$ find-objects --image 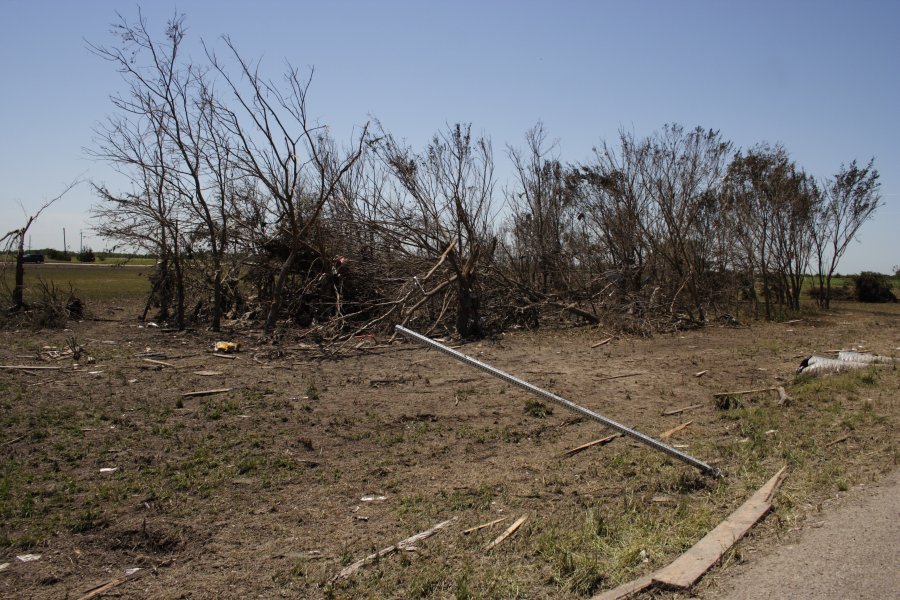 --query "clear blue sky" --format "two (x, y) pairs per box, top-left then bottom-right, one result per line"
(2, 0), (897, 273)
